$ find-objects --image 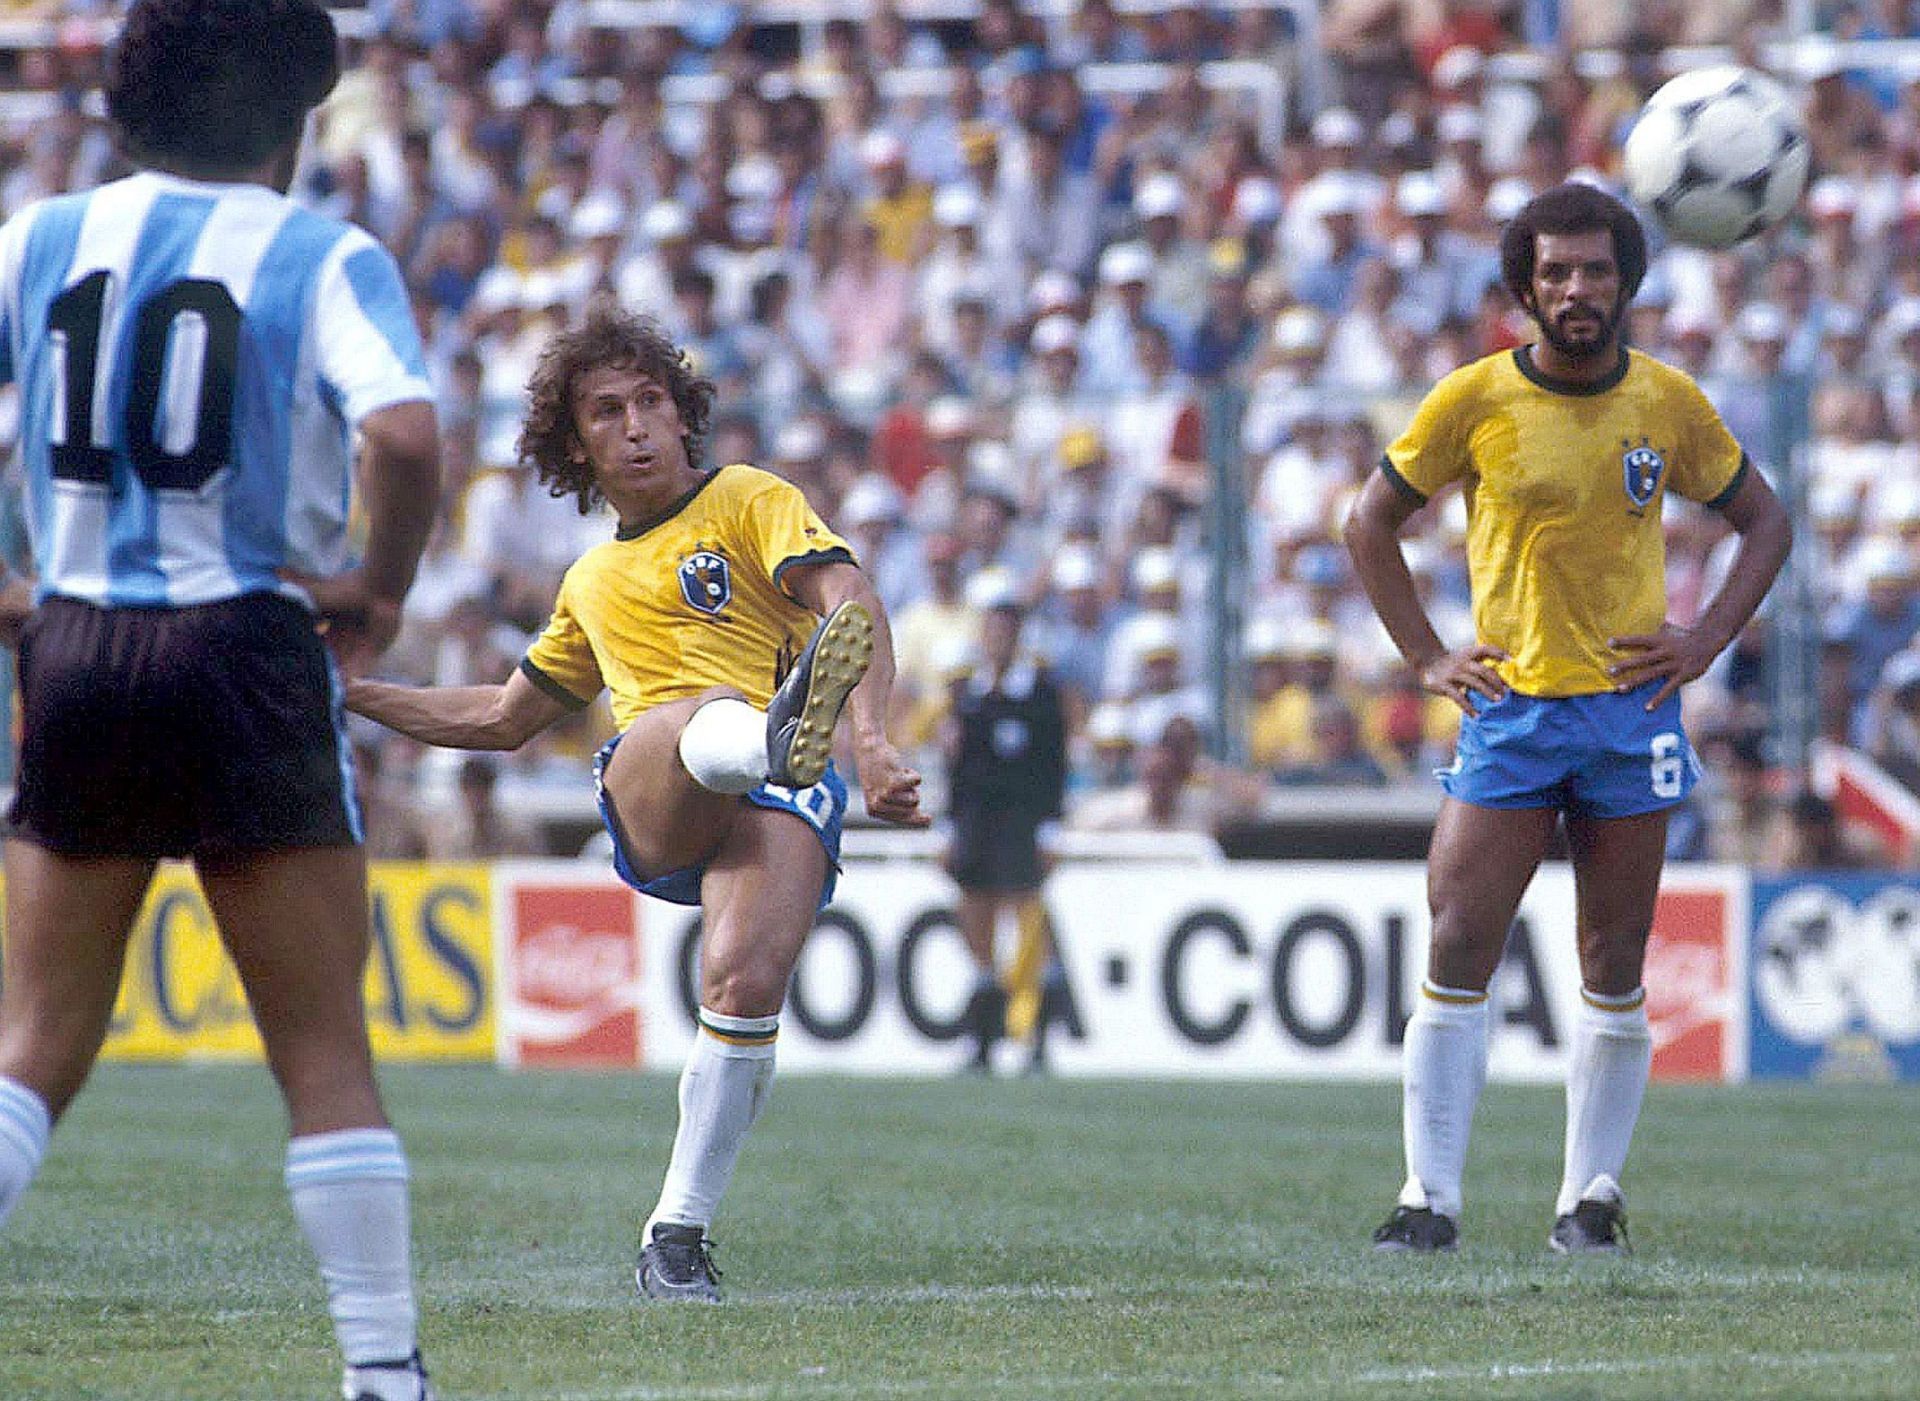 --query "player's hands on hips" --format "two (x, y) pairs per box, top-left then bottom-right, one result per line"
(1421, 642), (1510, 714)
(1608, 624), (1714, 710)
(279, 567), (403, 677)
(855, 734), (931, 827)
